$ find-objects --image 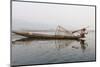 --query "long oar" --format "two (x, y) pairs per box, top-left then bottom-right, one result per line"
(72, 26), (89, 33)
